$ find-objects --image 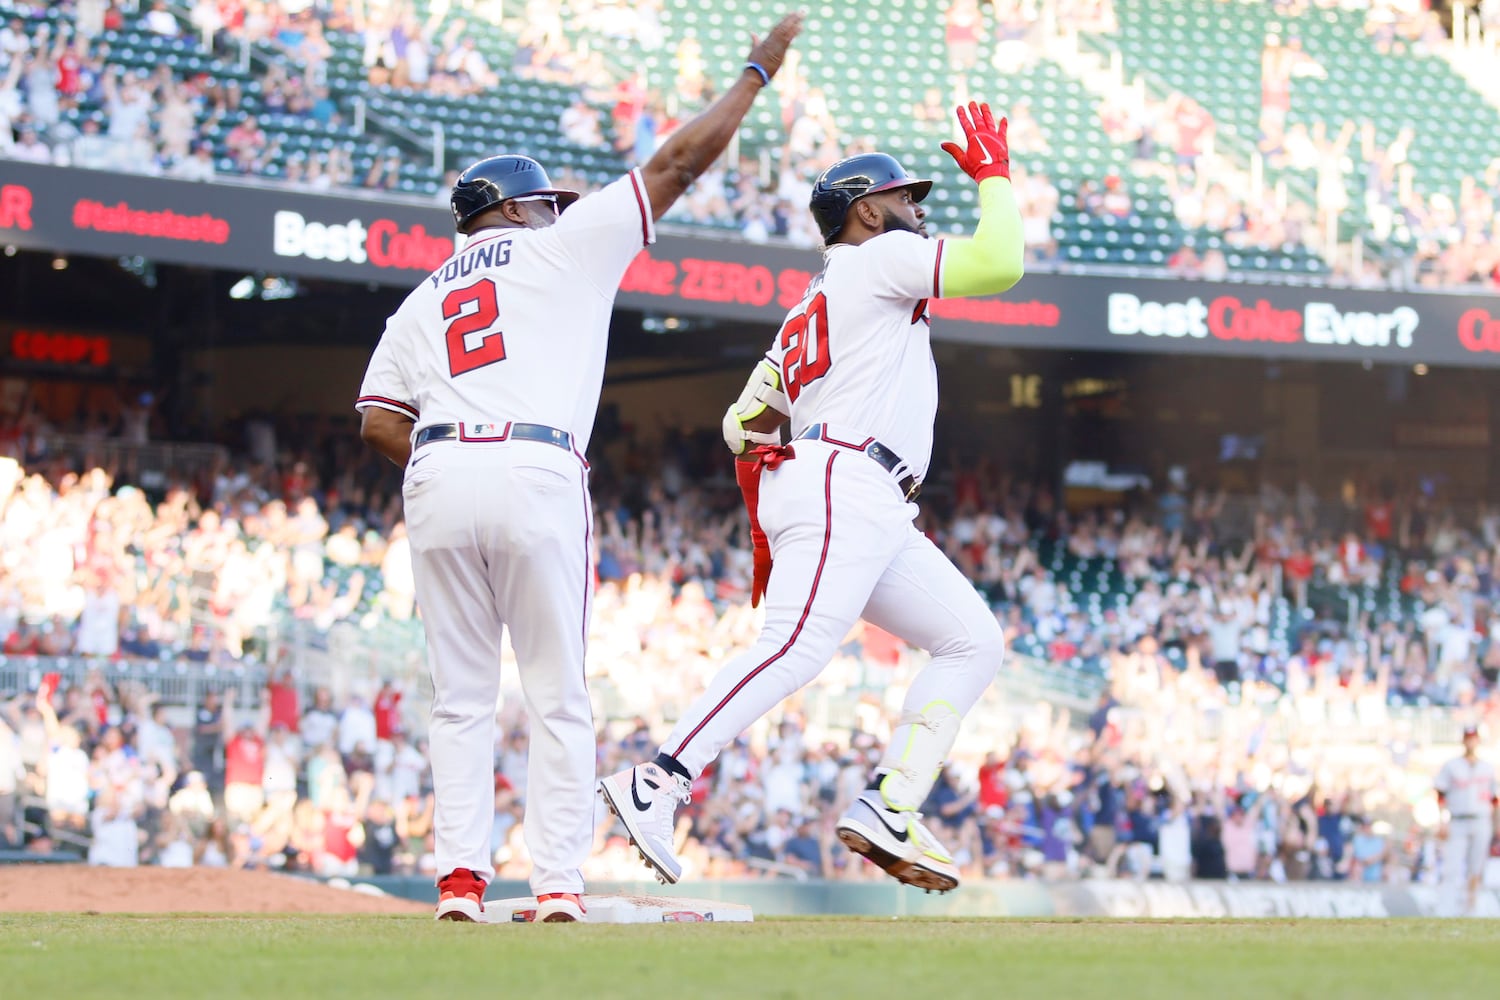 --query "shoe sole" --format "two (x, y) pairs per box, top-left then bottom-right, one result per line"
(435, 897), (483, 922)
(536, 899), (586, 923)
(597, 779), (681, 885)
(836, 821), (960, 894)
